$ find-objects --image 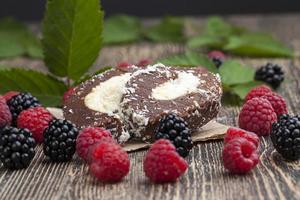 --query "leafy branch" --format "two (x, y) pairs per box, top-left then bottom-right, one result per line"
(0, 0), (104, 106)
